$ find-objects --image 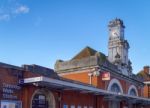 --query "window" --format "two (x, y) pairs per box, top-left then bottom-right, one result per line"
(110, 83), (121, 93)
(130, 89), (137, 96)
